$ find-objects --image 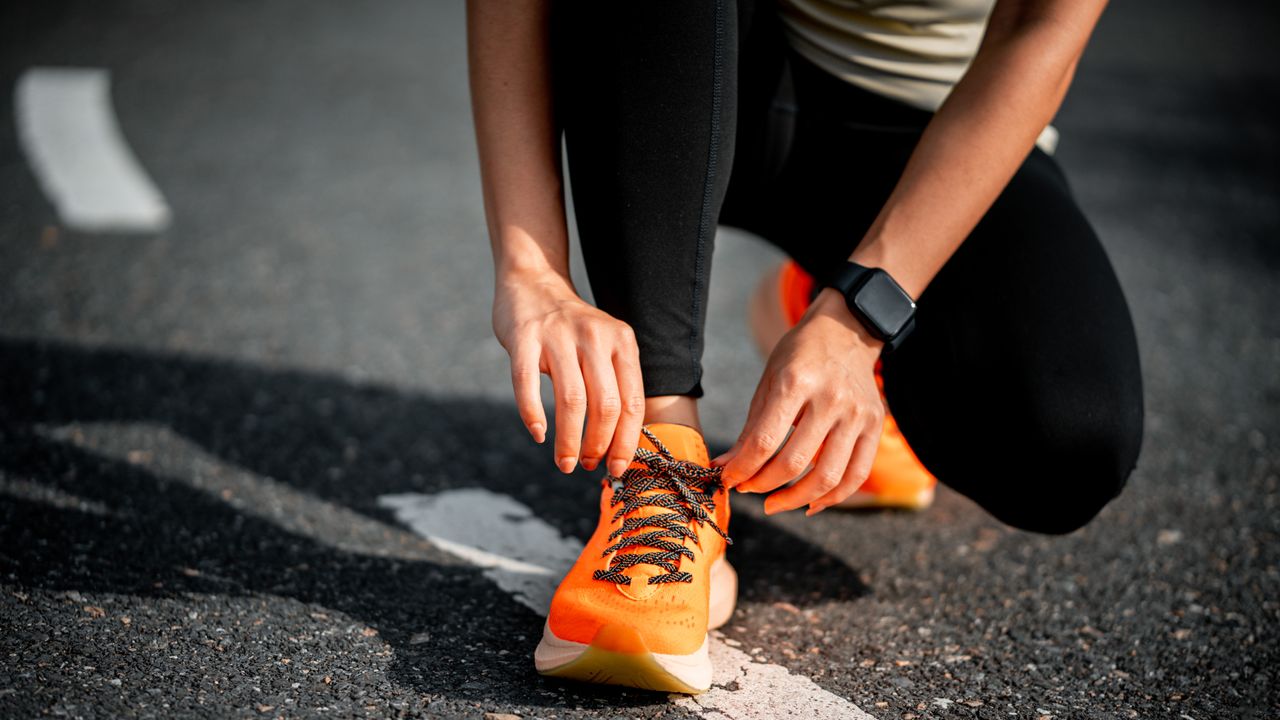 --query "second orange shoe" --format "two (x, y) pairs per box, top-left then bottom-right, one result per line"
(534, 423), (735, 693)
(749, 259), (937, 510)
